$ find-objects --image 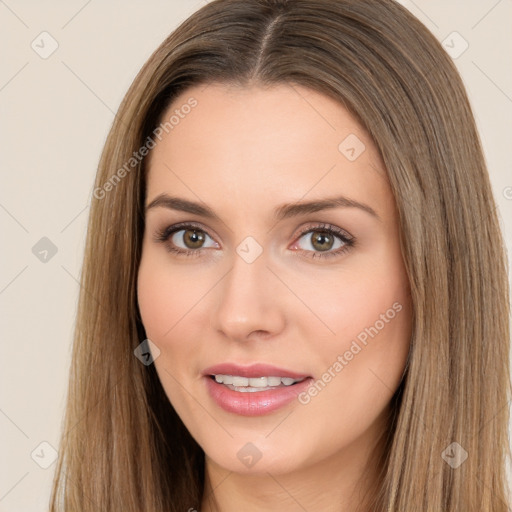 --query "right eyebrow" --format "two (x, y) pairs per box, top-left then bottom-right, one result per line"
(145, 194), (220, 220)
